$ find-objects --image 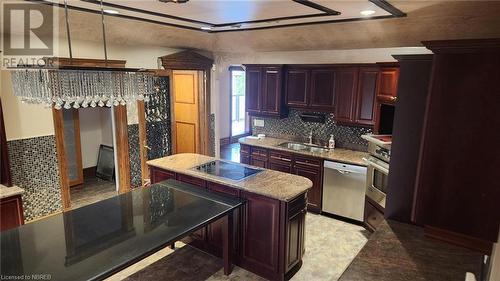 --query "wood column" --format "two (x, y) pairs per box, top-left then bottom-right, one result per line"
(114, 105), (131, 193)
